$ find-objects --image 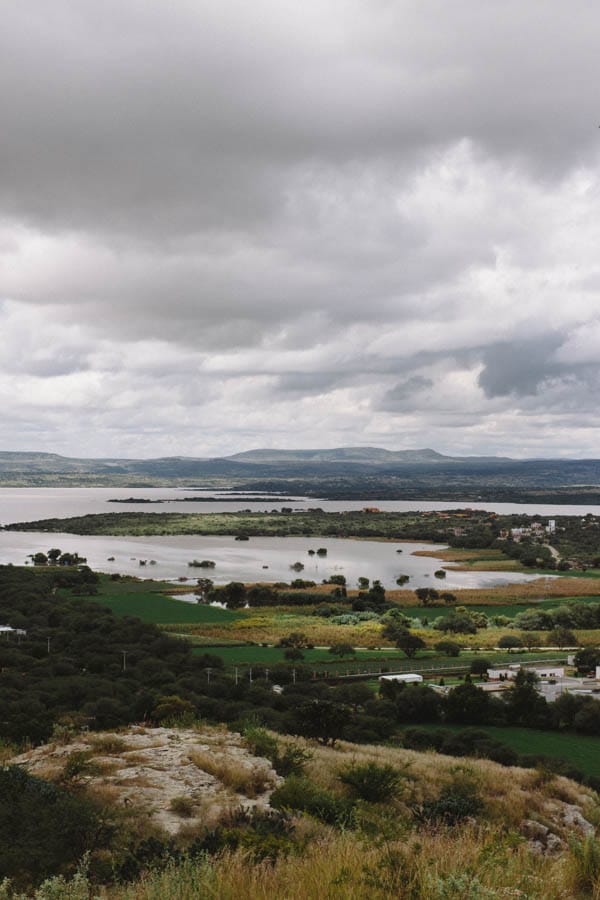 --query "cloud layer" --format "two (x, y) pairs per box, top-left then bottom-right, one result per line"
(2, 1), (600, 458)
